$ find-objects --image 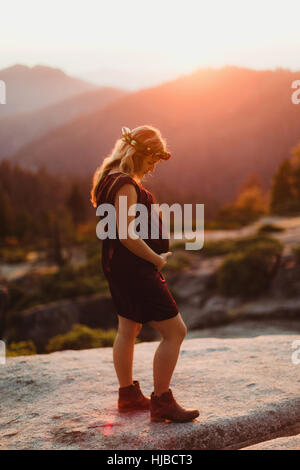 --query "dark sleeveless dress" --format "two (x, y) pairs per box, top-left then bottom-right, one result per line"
(96, 172), (179, 324)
